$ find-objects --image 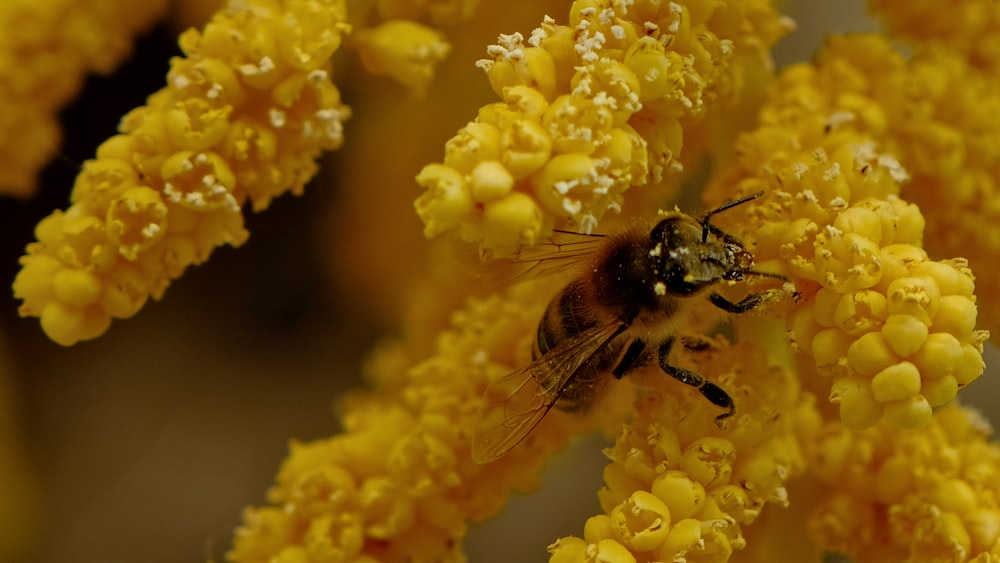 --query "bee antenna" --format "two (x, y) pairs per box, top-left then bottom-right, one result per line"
(699, 191), (764, 242)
